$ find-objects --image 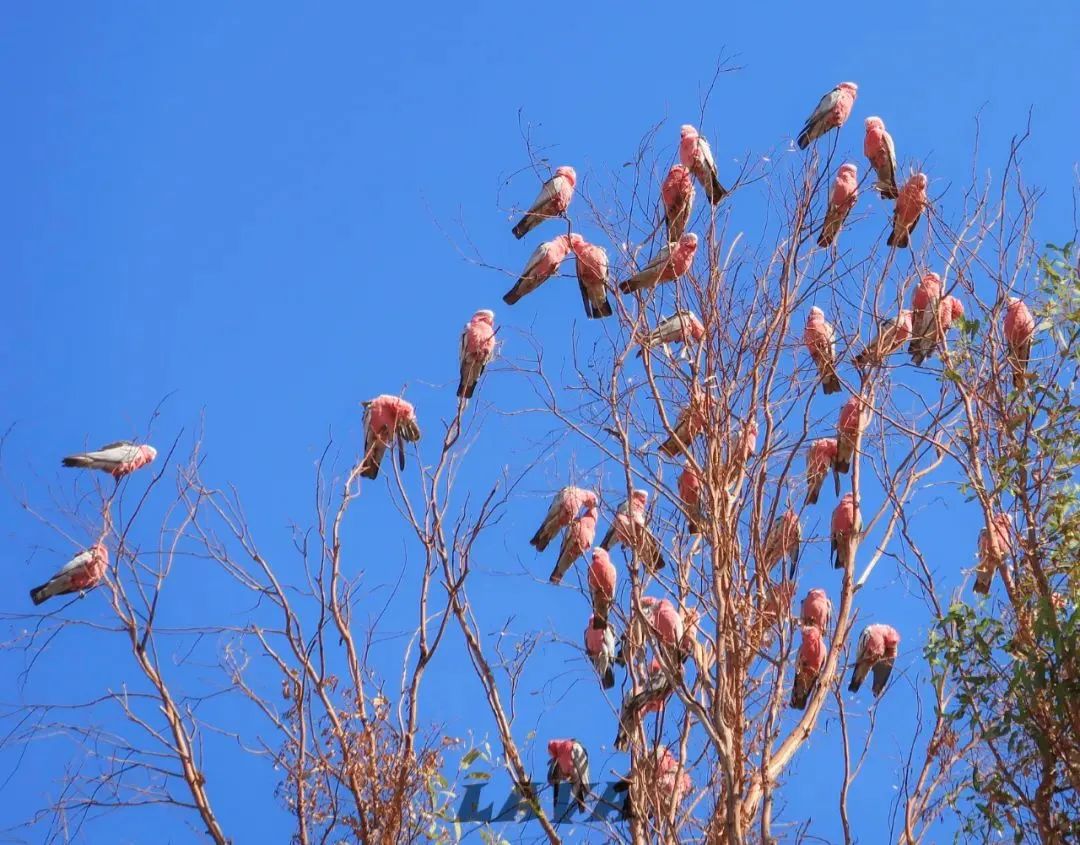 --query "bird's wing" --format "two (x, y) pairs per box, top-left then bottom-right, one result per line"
(526, 176), (560, 215)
